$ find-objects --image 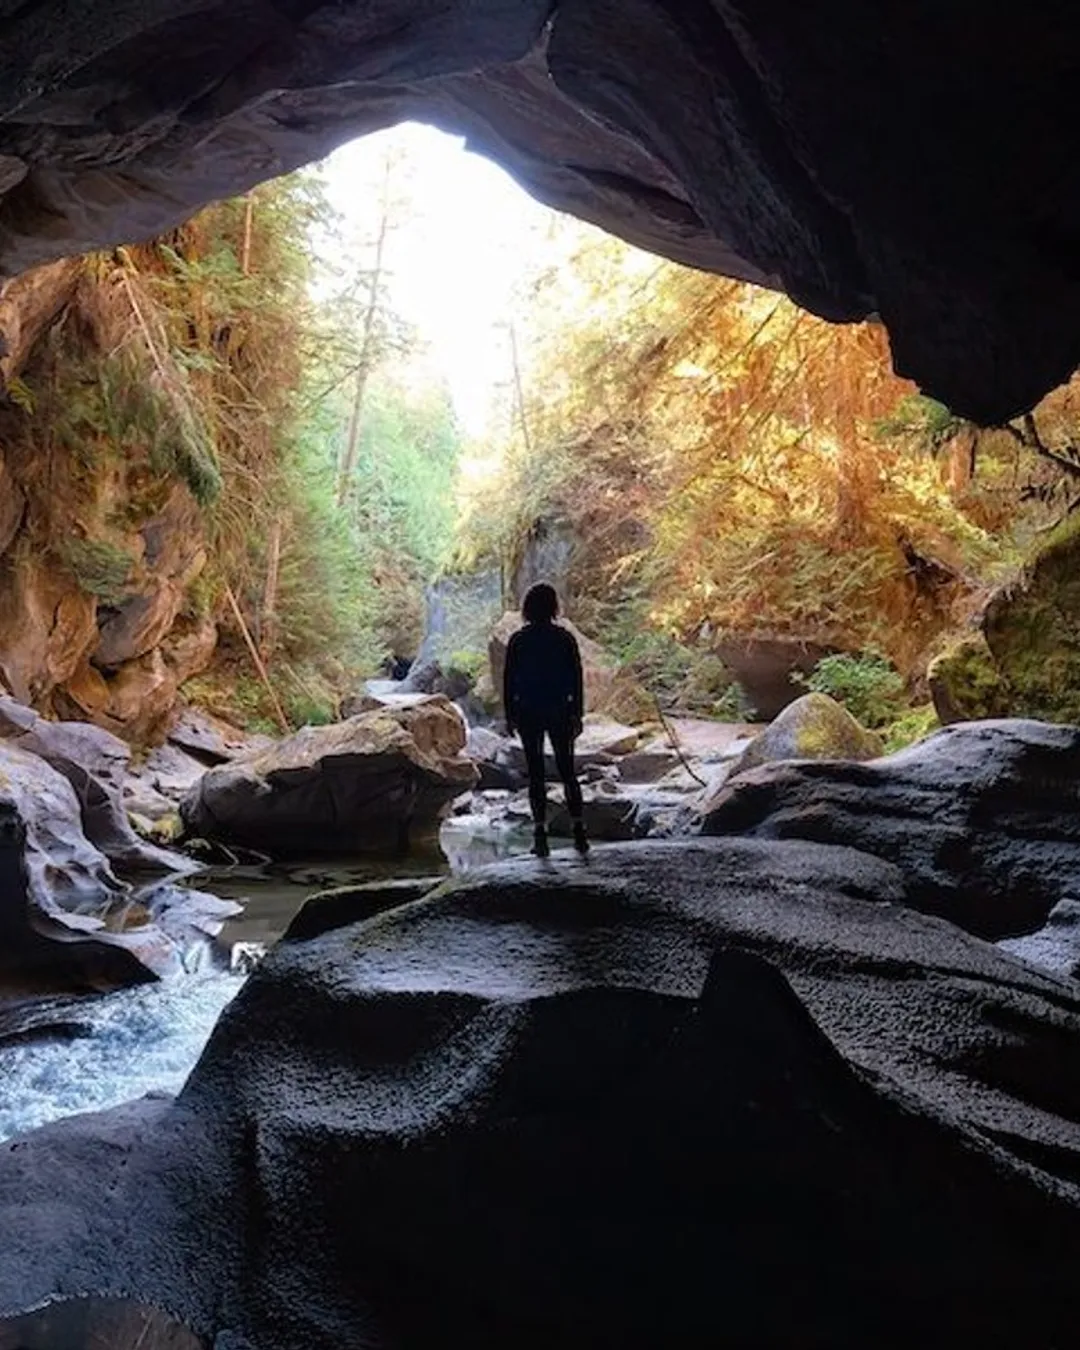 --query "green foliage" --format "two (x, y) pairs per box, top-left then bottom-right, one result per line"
(59, 538), (135, 605)
(604, 618), (747, 716)
(875, 394), (962, 451)
(342, 374), (463, 580)
(447, 648), (486, 683)
(795, 652), (907, 729)
(273, 409), (387, 676)
(614, 626), (696, 701)
(710, 682), (756, 722)
(881, 704), (939, 753)
(182, 672), (280, 737)
(5, 376), (35, 414)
